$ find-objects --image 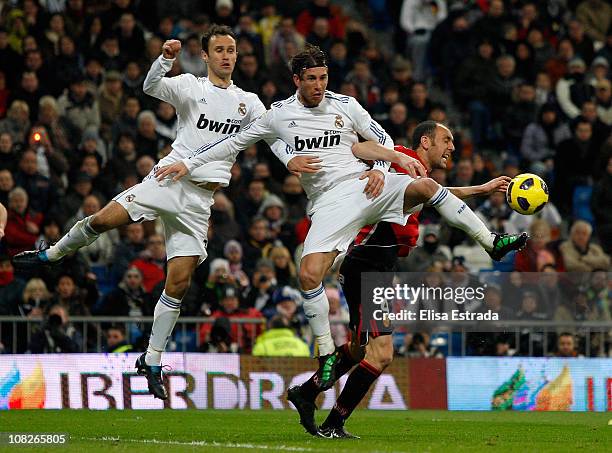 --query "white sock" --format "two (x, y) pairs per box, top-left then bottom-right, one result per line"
(46, 216), (99, 261)
(428, 187), (495, 251)
(145, 291), (181, 366)
(301, 284), (335, 356)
